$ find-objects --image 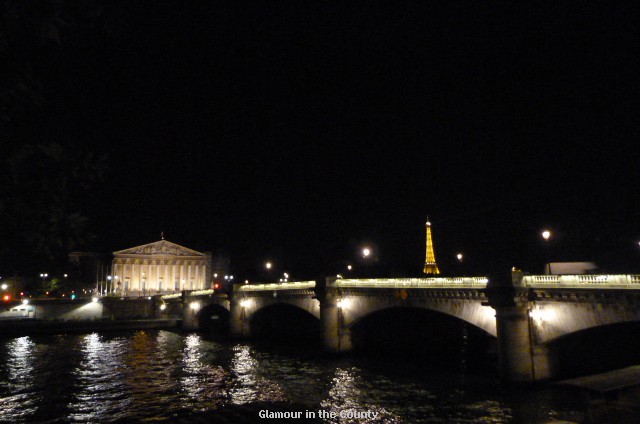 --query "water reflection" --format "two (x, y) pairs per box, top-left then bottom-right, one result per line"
(229, 344), (285, 404)
(321, 367), (398, 423)
(1, 336), (37, 420)
(0, 331), (586, 423)
(67, 333), (130, 422)
(179, 333), (229, 410)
